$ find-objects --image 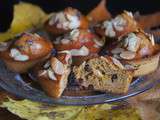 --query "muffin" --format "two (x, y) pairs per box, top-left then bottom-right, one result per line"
(53, 29), (105, 65)
(73, 56), (133, 94)
(0, 33), (53, 73)
(95, 11), (138, 38)
(37, 52), (72, 98)
(135, 12), (160, 30)
(87, 0), (111, 23)
(110, 30), (160, 76)
(45, 7), (89, 36)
